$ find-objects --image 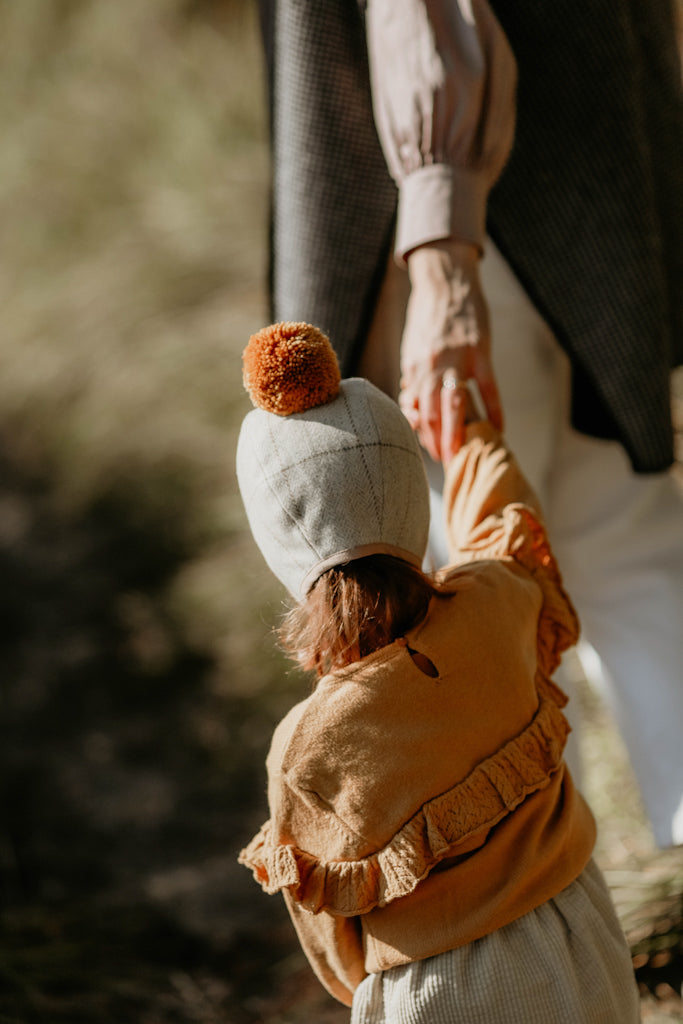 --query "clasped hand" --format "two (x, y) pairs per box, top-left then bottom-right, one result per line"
(399, 241), (503, 464)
